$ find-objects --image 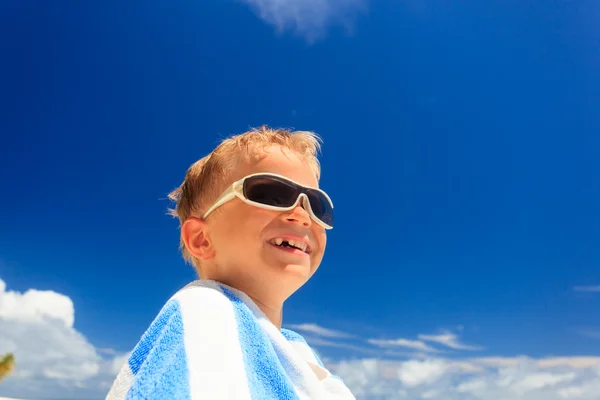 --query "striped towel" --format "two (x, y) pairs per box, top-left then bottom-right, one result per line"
(106, 280), (356, 400)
